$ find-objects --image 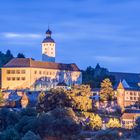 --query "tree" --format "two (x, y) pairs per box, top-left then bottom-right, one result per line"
(6, 50), (13, 58)
(38, 91), (46, 103)
(82, 65), (116, 88)
(17, 53), (25, 58)
(22, 131), (41, 140)
(37, 88), (71, 112)
(106, 118), (121, 128)
(83, 112), (102, 130)
(100, 78), (115, 101)
(92, 129), (123, 140)
(0, 50), (14, 67)
(66, 85), (92, 111)
(134, 117), (140, 135)
(0, 90), (5, 105)
(0, 128), (20, 140)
